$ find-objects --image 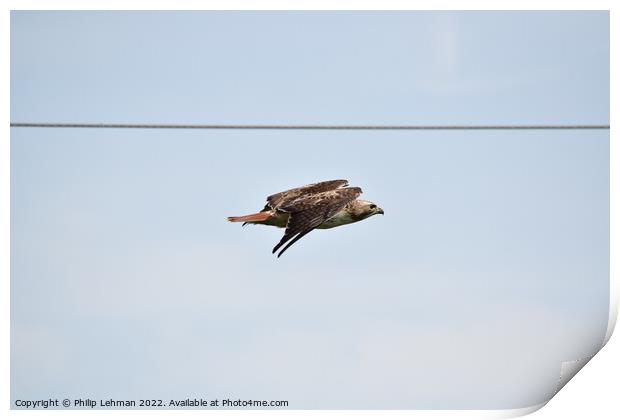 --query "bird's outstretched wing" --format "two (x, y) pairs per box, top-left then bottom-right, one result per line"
(267, 179), (349, 210)
(272, 187), (362, 257)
